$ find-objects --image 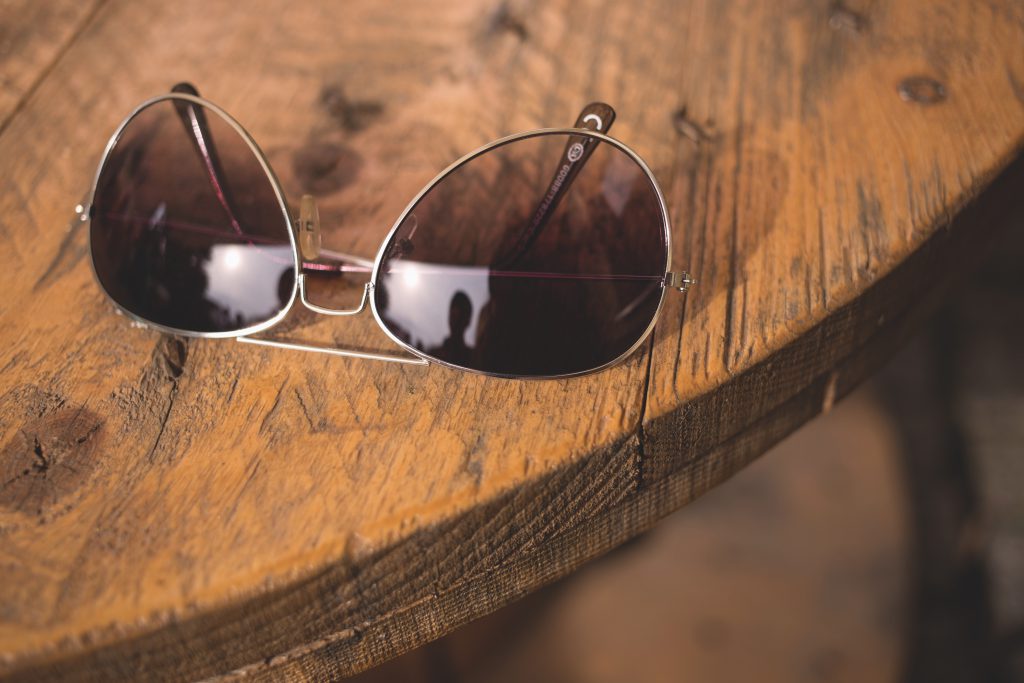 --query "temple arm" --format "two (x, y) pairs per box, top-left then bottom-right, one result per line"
(169, 83), (246, 237)
(493, 102), (616, 268)
(169, 83), (367, 273)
